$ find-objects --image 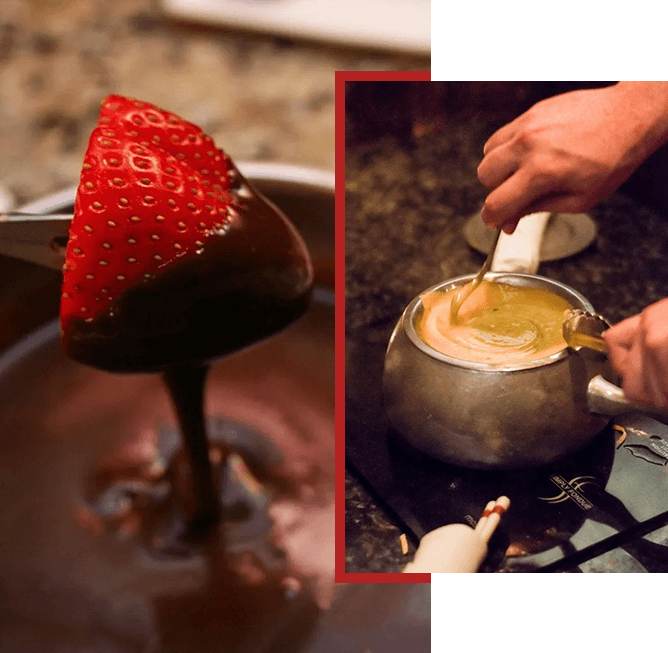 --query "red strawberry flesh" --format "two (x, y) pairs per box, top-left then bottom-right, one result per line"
(61, 95), (312, 372)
